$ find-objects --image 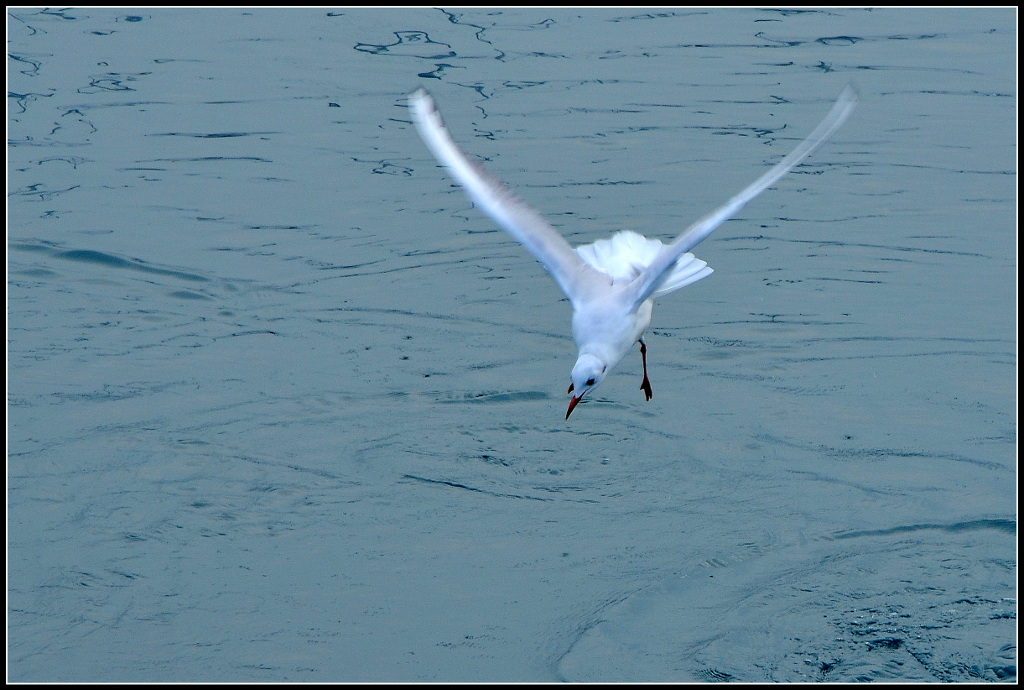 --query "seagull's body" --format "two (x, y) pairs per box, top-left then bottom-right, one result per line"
(409, 86), (856, 418)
